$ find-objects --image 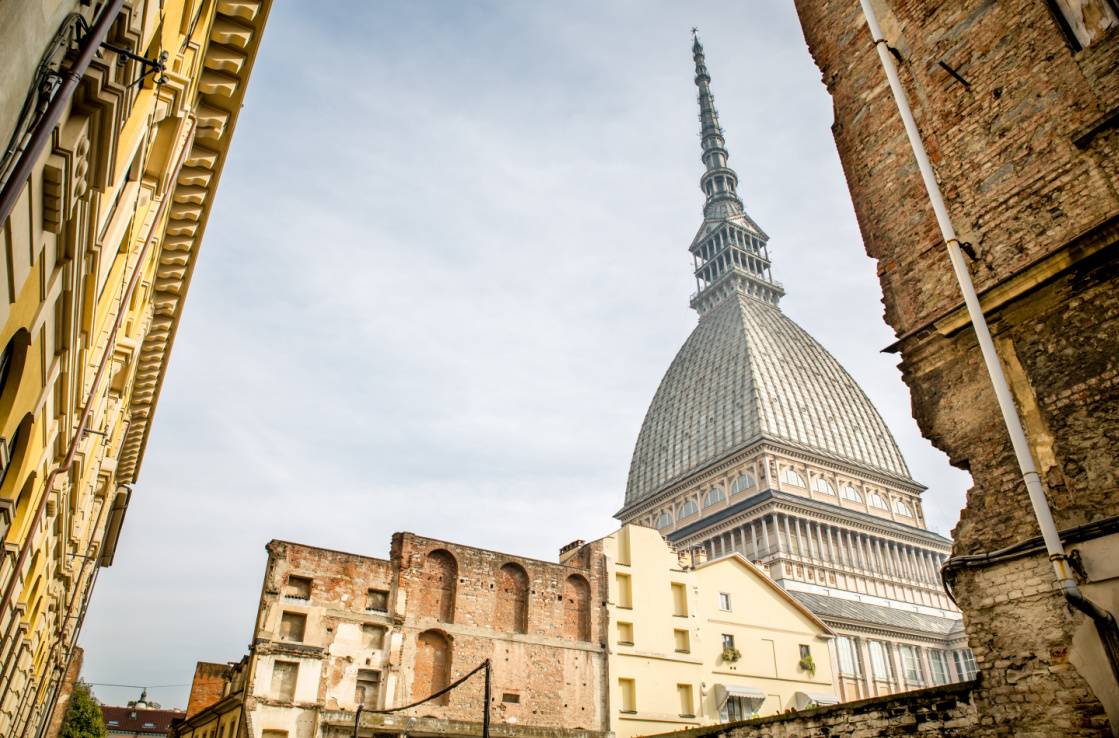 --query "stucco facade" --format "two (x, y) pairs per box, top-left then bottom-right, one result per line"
(600, 525), (834, 737)
(0, 2), (270, 735)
